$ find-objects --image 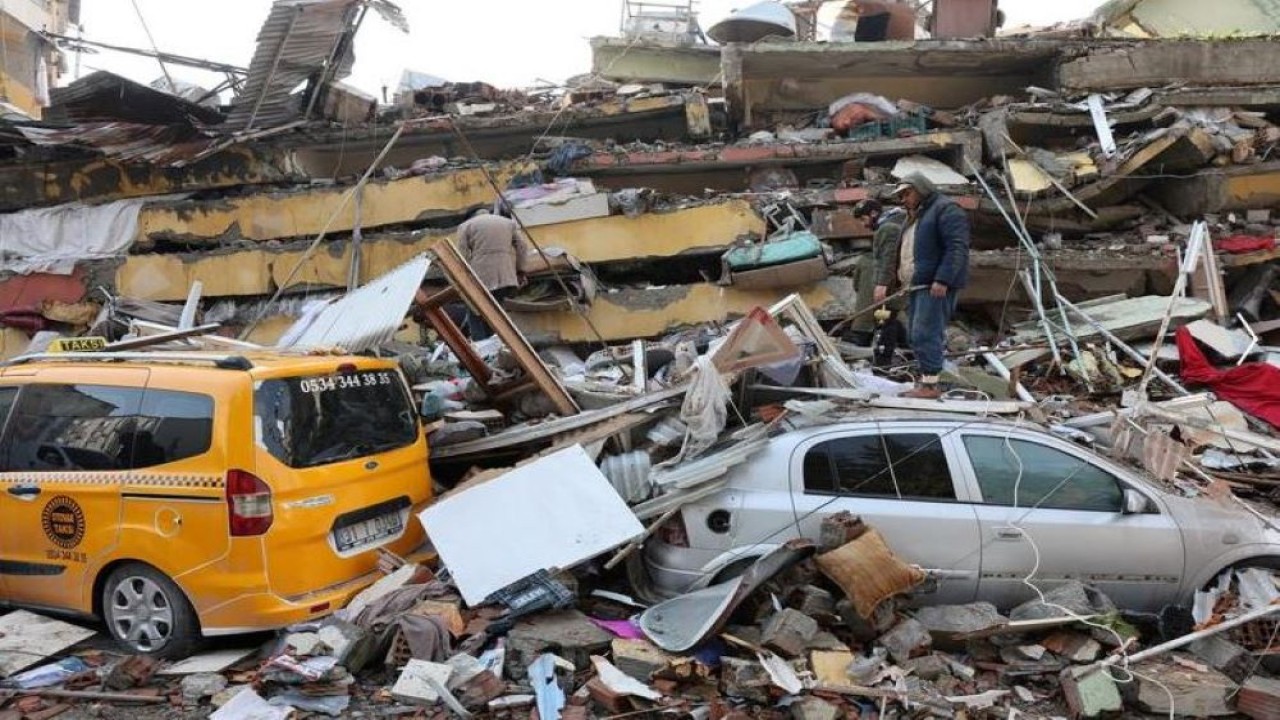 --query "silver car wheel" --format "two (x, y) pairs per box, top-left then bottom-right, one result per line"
(108, 575), (175, 652)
